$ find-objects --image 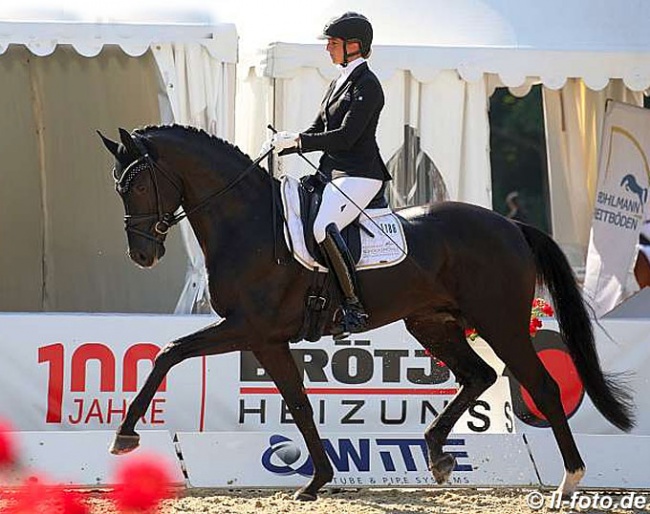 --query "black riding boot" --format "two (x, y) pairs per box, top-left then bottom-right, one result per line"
(320, 223), (369, 340)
